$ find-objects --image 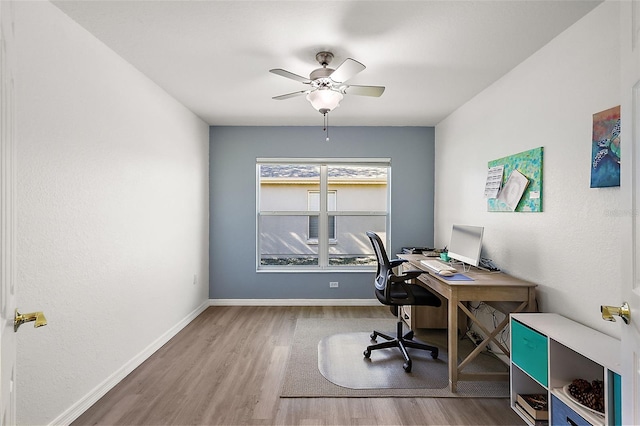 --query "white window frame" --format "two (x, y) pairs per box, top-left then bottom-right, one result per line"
(256, 158), (391, 272)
